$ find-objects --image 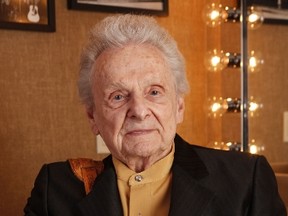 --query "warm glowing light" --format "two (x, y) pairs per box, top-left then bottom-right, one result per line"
(209, 96), (262, 117)
(208, 97), (226, 117)
(211, 56), (221, 66)
(249, 56), (257, 68)
(248, 13), (260, 23)
(248, 96), (263, 117)
(211, 139), (265, 154)
(249, 145), (258, 154)
(203, 4), (263, 29)
(203, 3), (226, 27)
(205, 49), (228, 72)
(211, 102), (222, 112)
(248, 50), (264, 72)
(248, 7), (264, 29)
(226, 142), (232, 147)
(249, 102), (259, 112)
(205, 49), (263, 72)
(210, 10), (221, 20)
(249, 139), (265, 154)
